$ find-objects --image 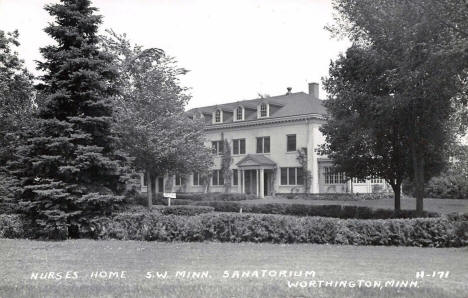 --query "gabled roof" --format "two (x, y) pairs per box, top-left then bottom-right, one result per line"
(187, 92), (326, 125)
(236, 154), (276, 167)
